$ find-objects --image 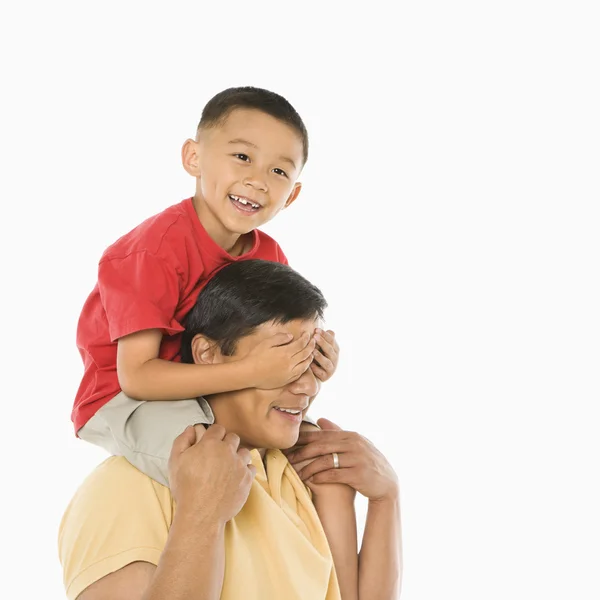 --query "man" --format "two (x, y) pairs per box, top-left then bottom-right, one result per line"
(59, 259), (402, 599)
